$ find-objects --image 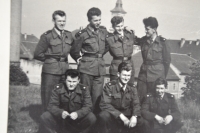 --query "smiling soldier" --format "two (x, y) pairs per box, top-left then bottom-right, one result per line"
(40, 69), (96, 133)
(34, 10), (73, 111)
(141, 78), (183, 133)
(98, 62), (144, 133)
